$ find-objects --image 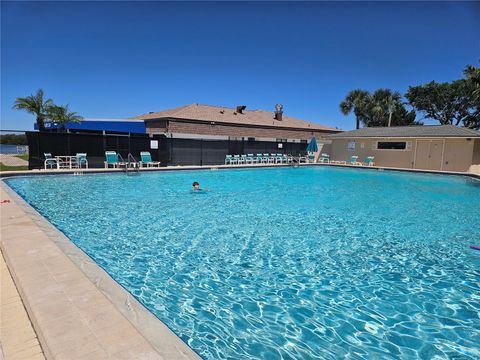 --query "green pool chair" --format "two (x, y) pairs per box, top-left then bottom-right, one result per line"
(240, 154), (247, 164)
(307, 152), (315, 163)
(275, 154), (284, 164)
(104, 151), (125, 168)
(140, 151), (161, 168)
(225, 155), (233, 165)
(363, 156), (375, 167)
(44, 153), (58, 169)
(246, 154), (255, 164)
(76, 153), (88, 168)
(347, 155), (361, 165)
(264, 153), (274, 164)
(256, 153), (264, 163)
(231, 155), (240, 164)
